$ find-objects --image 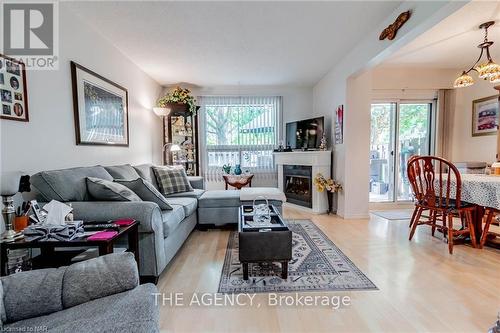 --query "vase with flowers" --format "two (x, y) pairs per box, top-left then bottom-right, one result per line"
(156, 87), (198, 115)
(313, 173), (342, 214)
